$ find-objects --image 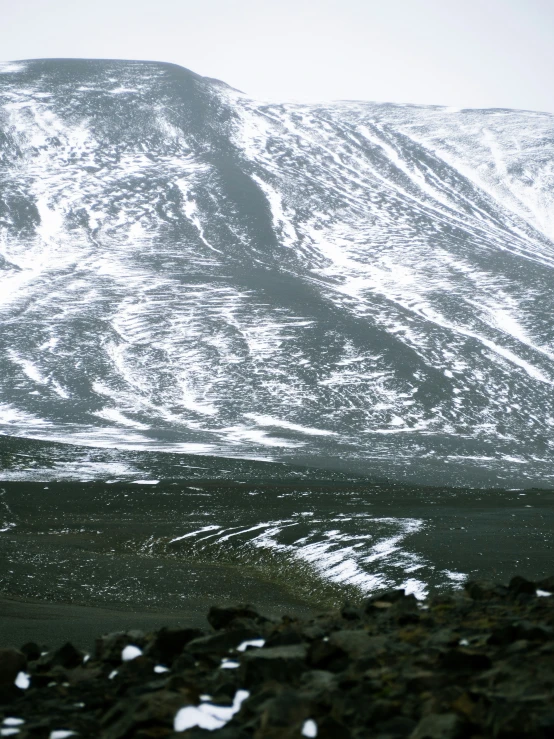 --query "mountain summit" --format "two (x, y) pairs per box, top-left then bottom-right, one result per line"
(1, 59), (554, 485)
